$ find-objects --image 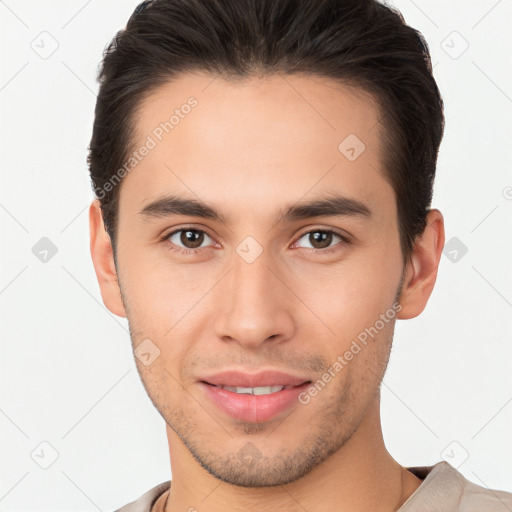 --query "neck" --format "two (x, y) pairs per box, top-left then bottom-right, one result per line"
(164, 395), (422, 512)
